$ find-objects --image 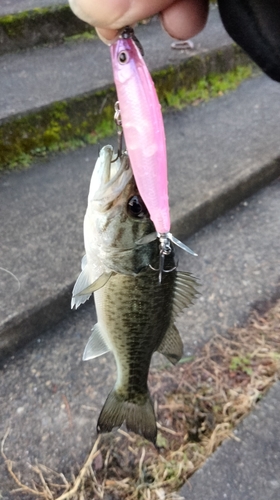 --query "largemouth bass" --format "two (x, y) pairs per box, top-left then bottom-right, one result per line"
(72, 145), (198, 444)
